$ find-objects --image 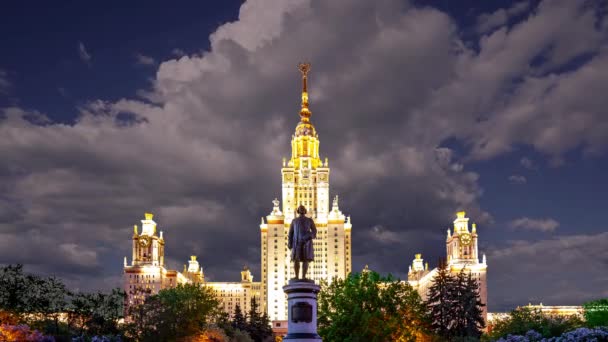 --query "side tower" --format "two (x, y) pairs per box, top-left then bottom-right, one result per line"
(446, 211), (488, 320)
(123, 212), (201, 308)
(124, 213), (167, 306)
(260, 63), (353, 322)
(407, 211), (488, 321)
